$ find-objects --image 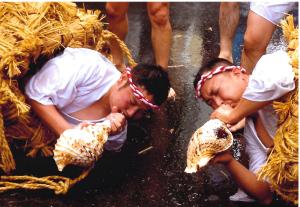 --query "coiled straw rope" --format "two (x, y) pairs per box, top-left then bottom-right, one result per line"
(0, 2), (136, 194)
(0, 166), (93, 195)
(257, 15), (298, 205)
